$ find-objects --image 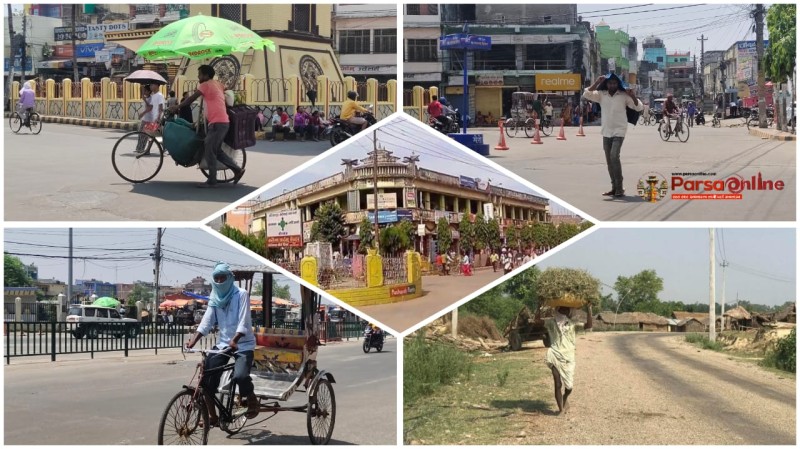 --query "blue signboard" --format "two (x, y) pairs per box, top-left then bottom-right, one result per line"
(367, 209), (414, 224)
(76, 42), (105, 58)
(4, 56), (33, 72)
(459, 175), (478, 189)
(439, 33), (492, 51)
